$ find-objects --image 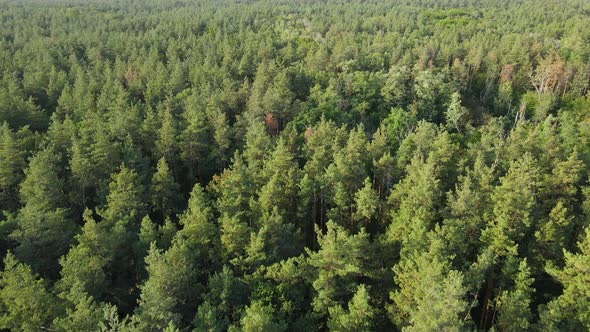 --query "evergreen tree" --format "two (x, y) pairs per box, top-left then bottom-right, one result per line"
(11, 148), (76, 277)
(194, 266), (248, 332)
(325, 126), (369, 226)
(539, 229), (590, 330)
(0, 253), (62, 331)
(258, 138), (301, 222)
(179, 98), (211, 181)
(59, 166), (146, 303)
(352, 177), (379, 230)
(327, 285), (376, 332)
(133, 241), (199, 331)
(0, 123), (28, 210)
(53, 282), (113, 332)
(150, 157), (181, 219)
(481, 154), (541, 258)
(390, 235), (468, 331)
(155, 105), (179, 169)
(494, 259), (534, 331)
(233, 301), (287, 332)
(307, 221), (373, 316)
